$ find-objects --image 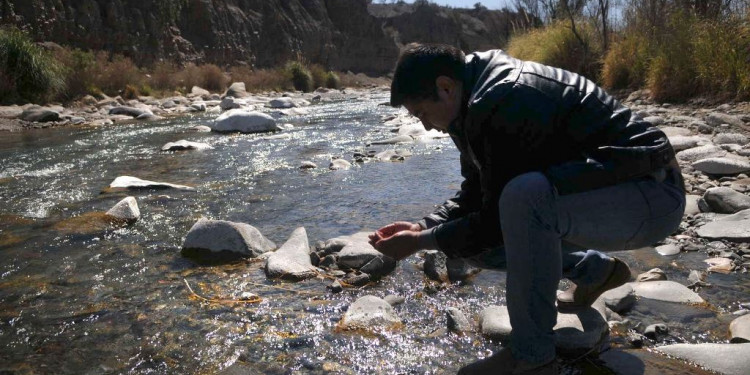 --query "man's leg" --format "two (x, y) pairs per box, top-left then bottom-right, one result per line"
(497, 171), (684, 365)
